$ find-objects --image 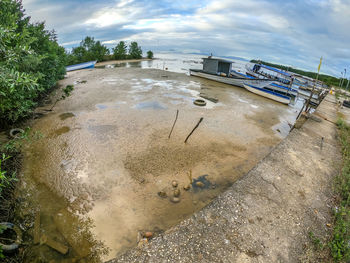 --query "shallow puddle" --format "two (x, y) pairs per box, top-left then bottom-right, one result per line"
(16, 64), (303, 262)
